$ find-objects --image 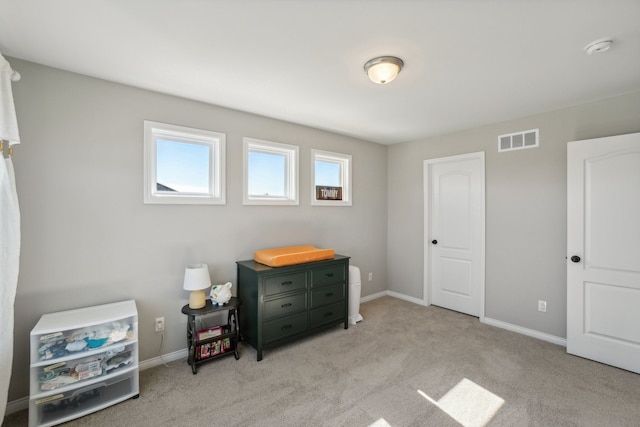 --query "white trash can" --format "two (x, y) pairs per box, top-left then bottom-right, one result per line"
(348, 265), (363, 324)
